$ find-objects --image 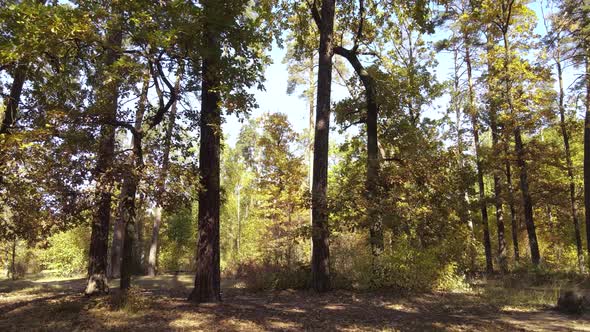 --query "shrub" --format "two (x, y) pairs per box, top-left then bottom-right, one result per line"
(41, 226), (89, 276)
